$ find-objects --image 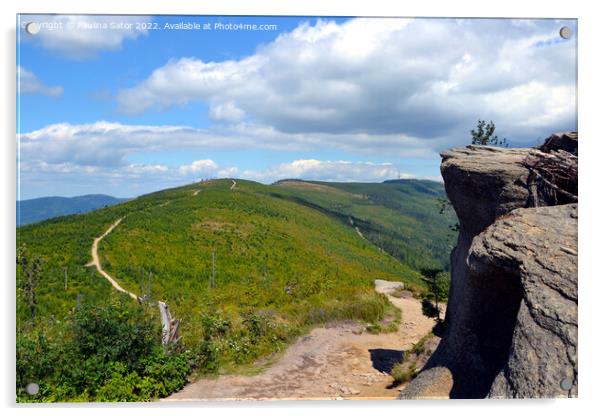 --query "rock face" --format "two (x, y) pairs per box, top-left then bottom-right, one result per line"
(477, 204), (578, 398)
(399, 133), (578, 399)
(539, 131), (578, 155)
